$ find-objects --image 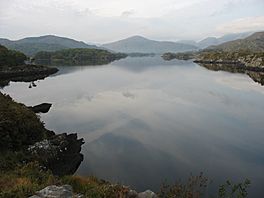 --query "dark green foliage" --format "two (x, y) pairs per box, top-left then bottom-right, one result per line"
(0, 93), (47, 151)
(34, 48), (127, 66)
(218, 179), (251, 198)
(159, 172), (209, 198)
(0, 45), (27, 66)
(6, 42), (68, 57)
(162, 52), (196, 60)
